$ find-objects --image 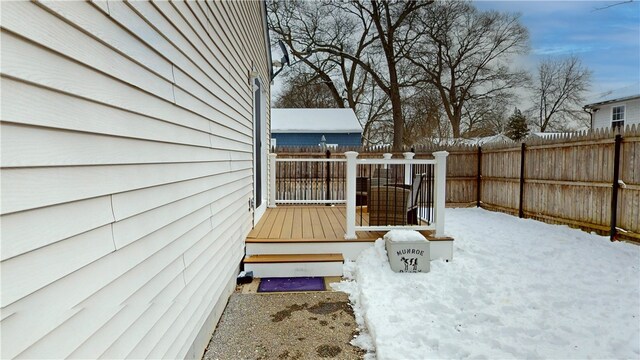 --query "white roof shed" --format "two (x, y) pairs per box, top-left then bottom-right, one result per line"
(271, 108), (363, 133)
